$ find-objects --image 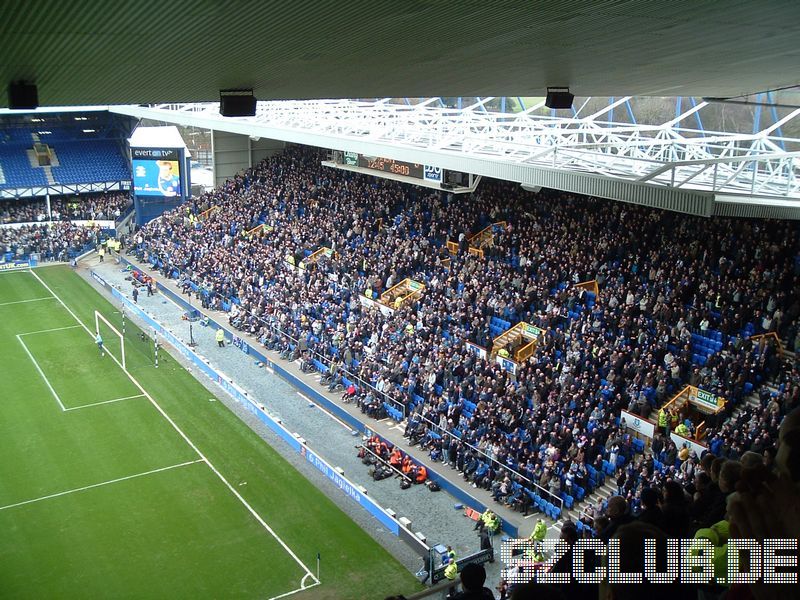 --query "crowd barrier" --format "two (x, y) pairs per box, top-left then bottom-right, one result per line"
(89, 269), (423, 547)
